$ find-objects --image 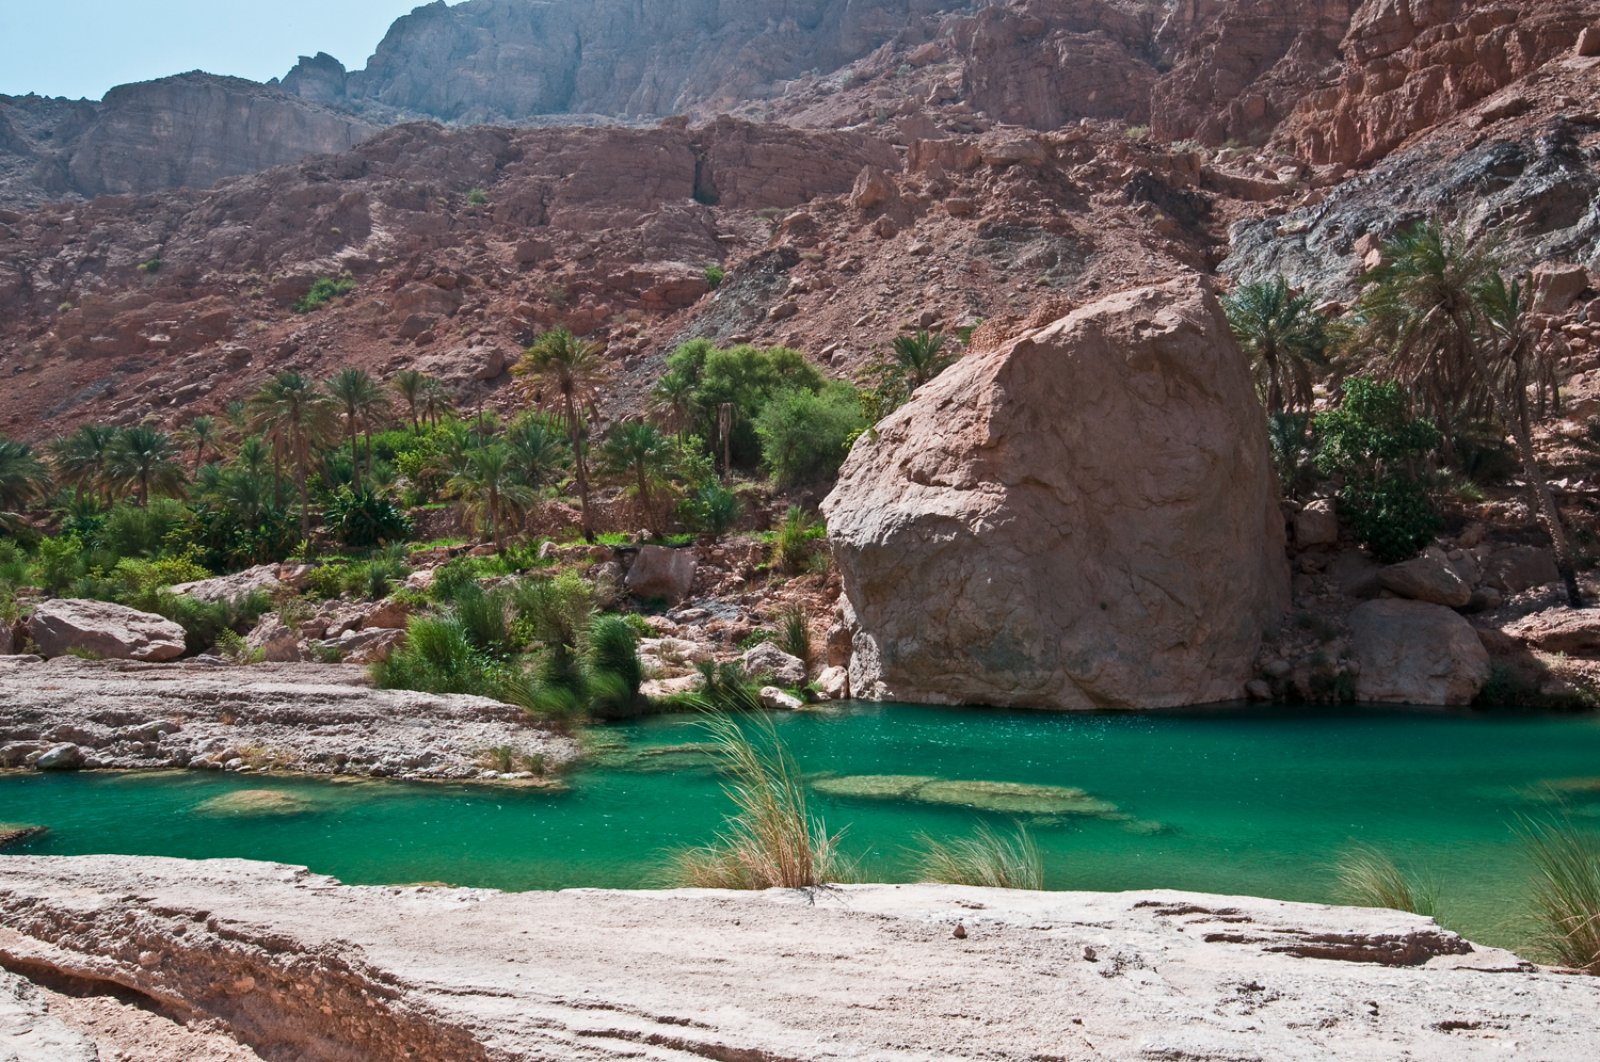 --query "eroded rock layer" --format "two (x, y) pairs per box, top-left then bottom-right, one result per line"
(823, 277), (1290, 709)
